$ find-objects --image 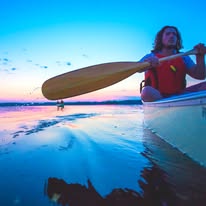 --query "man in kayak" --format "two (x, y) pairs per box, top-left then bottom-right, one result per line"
(140, 25), (206, 102)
